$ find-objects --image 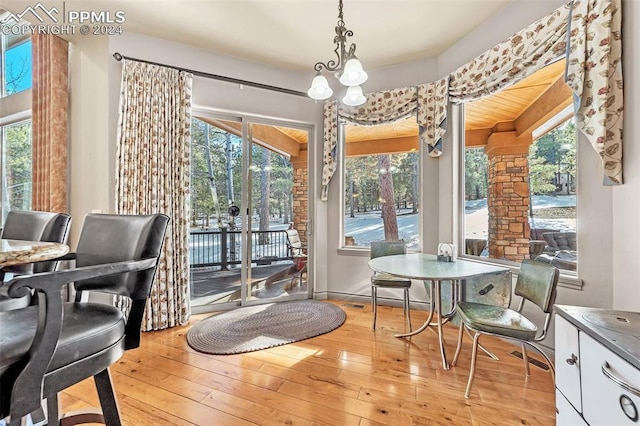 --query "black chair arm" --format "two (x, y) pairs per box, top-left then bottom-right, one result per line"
(6, 258), (157, 298)
(6, 257), (157, 418)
